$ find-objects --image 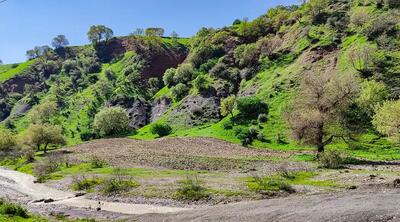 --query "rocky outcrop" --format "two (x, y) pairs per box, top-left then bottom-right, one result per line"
(150, 97), (172, 122)
(168, 94), (221, 127)
(126, 100), (150, 129)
